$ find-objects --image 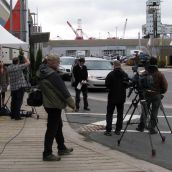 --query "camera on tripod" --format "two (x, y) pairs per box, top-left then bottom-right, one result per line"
(127, 53), (153, 97)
